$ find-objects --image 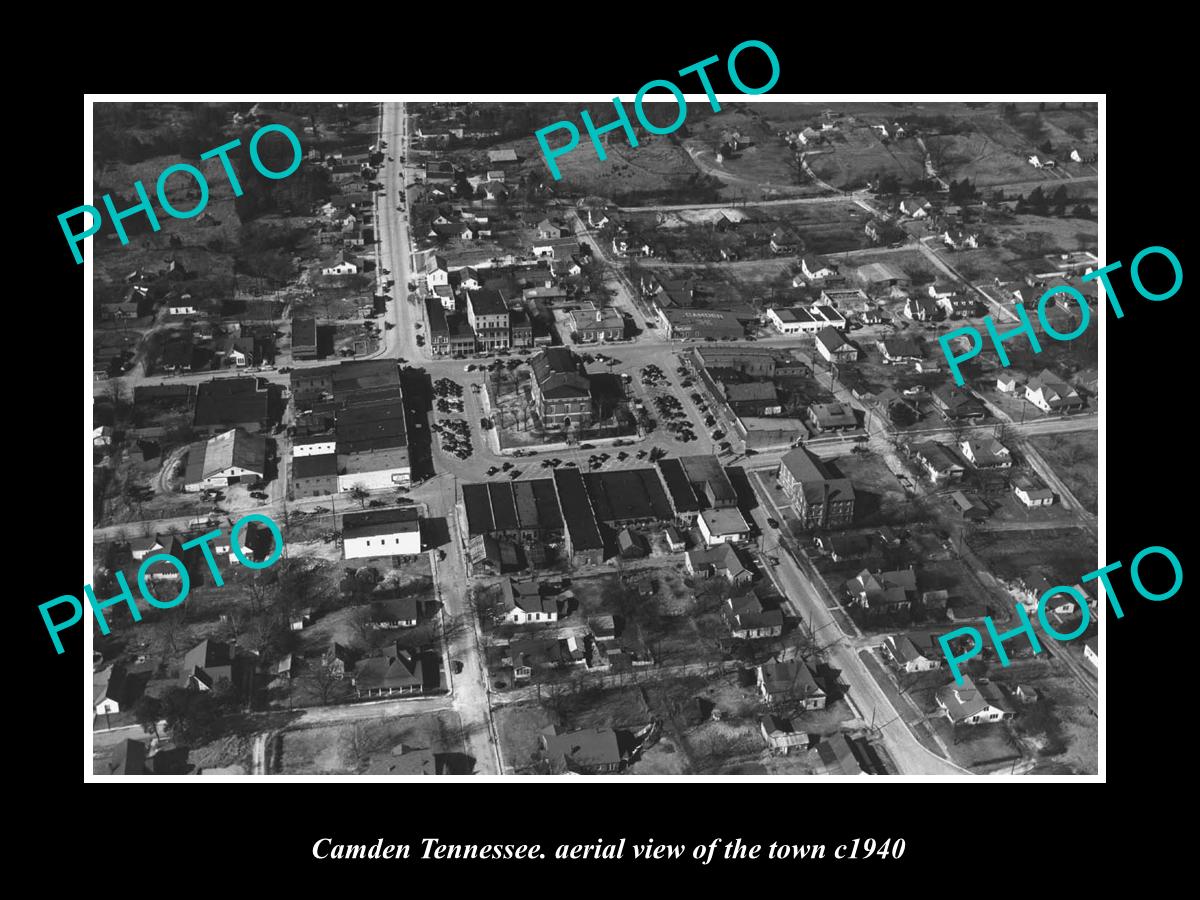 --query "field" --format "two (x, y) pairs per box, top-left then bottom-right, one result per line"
(277, 710), (468, 774)
(970, 526), (1096, 588)
(807, 127), (926, 191)
(770, 202), (875, 255)
(1028, 431), (1099, 515)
